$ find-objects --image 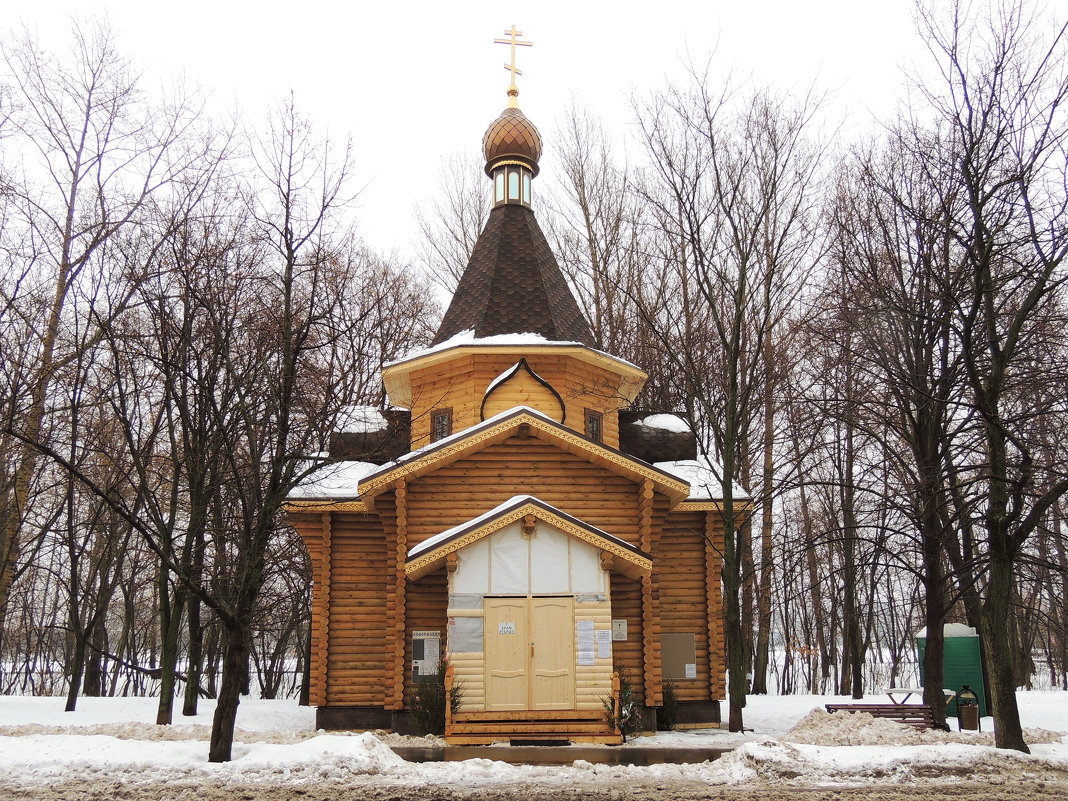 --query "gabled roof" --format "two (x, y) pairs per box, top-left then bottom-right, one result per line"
(357, 406), (691, 506)
(405, 495), (651, 580)
(431, 204), (594, 346)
